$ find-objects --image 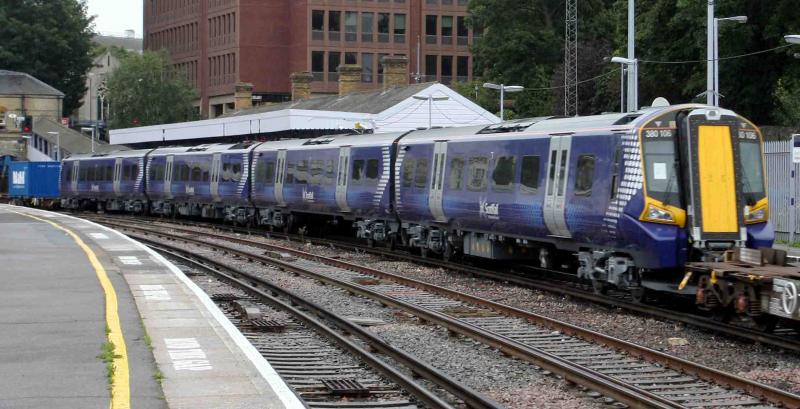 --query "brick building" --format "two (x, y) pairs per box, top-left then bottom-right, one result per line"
(144, 0), (478, 118)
